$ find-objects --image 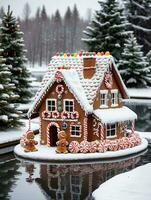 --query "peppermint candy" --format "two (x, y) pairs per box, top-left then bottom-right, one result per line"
(98, 142), (105, 153)
(89, 141), (97, 153)
(80, 141), (89, 153)
(68, 141), (79, 153)
(108, 140), (119, 151)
